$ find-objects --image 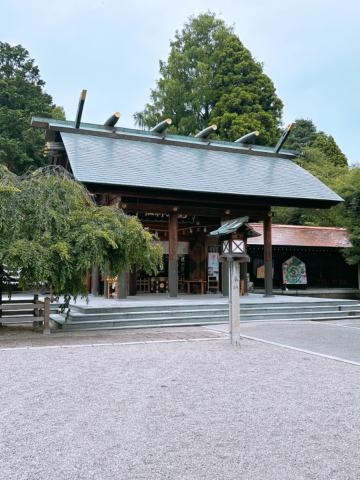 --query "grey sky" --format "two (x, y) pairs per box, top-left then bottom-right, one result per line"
(2, 0), (360, 164)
